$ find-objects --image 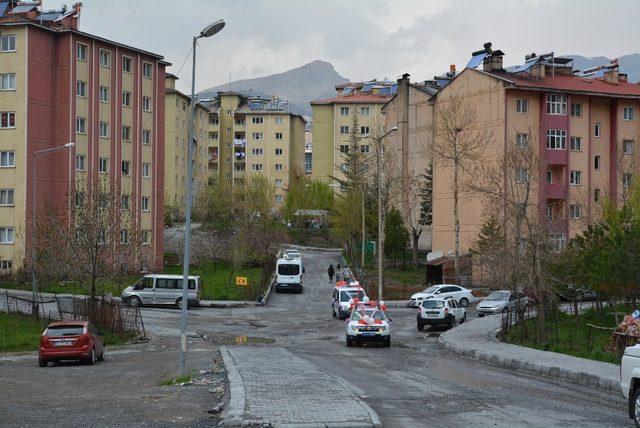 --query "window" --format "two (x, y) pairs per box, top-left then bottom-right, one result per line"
(252, 117), (263, 124)
(570, 136), (581, 151)
(516, 99), (528, 113)
(209, 114), (219, 124)
(122, 56), (132, 73)
(119, 229), (129, 244)
(275, 117), (283, 124)
(360, 145), (370, 153)
(340, 126), (350, 134)
(594, 188), (600, 203)
(251, 148), (263, 155)
(515, 168), (529, 183)
(546, 170), (552, 184)
(99, 86), (109, 102)
(142, 96), (151, 112)
(594, 155), (601, 170)
(0, 112), (16, 129)
(275, 194), (283, 203)
(142, 129), (151, 145)
(571, 103), (582, 117)
(546, 93), (567, 115)
(546, 129), (566, 149)
(251, 164), (263, 172)
(594, 122), (601, 138)
(275, 132), (283, 140)
(1, 35), (16, 52)
(141, 196), (149, 212)
(0, 227), (14, 244)
(360, 106), (370, 115)
(142, 62), (152, 78)
(142, 163), (150, 178)
(122, 91), (131, 107)
(252, 132), (263, 140)
(273, 148), (282, 156)
(340, 107), (350, 116)
(142, 230), (151, 245)
(225, 157), (231, 164)
(275, 164), (283, 171)
(624, 139), (635, 155)
(340, 163), (348, 173)
(623, 173), (633, 188)
(516, 133), (529, 148)
(0, 260), (12, 270)
(226, 109), (232, 115)
(99, 121), (109, 138)
(209, 132), (218, 140)
(0, 151), (14, 167)
(360, 126), (370, 135)
(549, 233), (566, 252)
(122, 125), (131, 141)
(570, 170), (582, 185)
(98, 157), (108, 173)
(226, 127), (231, 133)
(624, 107), (635, 121)
(122, 160), (130, 176)
(339, 145), (349, 153)
(75, 154), (85, 171)
(76, 43), (87, 61)
(569, 204), (581, 219)
(75, 191), (84, 207)
(0, 189), (14, 206)
(99, 49), (110, 68)
(121, 194), (130, 210)
(76, 80), (86, 98)
(275, 179), (283, 187)
(0, 73), (16, 91)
